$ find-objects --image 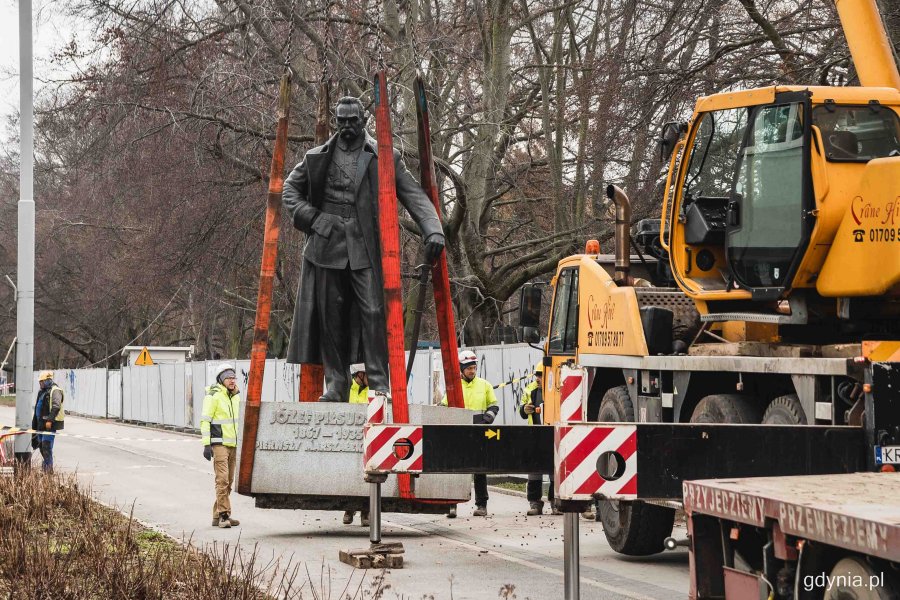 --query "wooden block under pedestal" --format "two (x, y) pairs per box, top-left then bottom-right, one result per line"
(339, 550), (404, 569)
(338, 542), (405, 569)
